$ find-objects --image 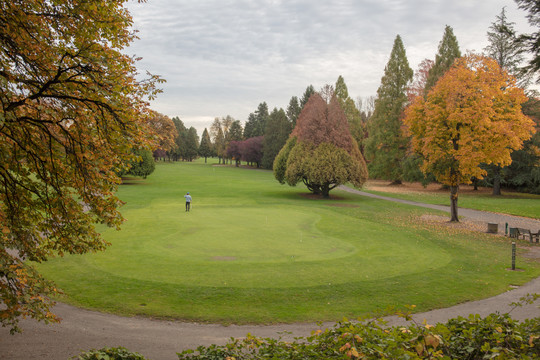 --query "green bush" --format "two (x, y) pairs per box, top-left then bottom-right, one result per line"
(177, 297), (540, 359)
(74, 346), (148, 360)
